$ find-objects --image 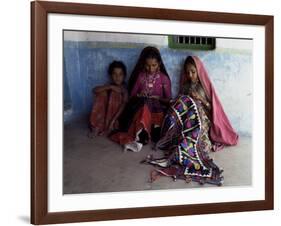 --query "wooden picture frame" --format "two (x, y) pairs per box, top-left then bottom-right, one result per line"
(31, 1), (274, 224)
